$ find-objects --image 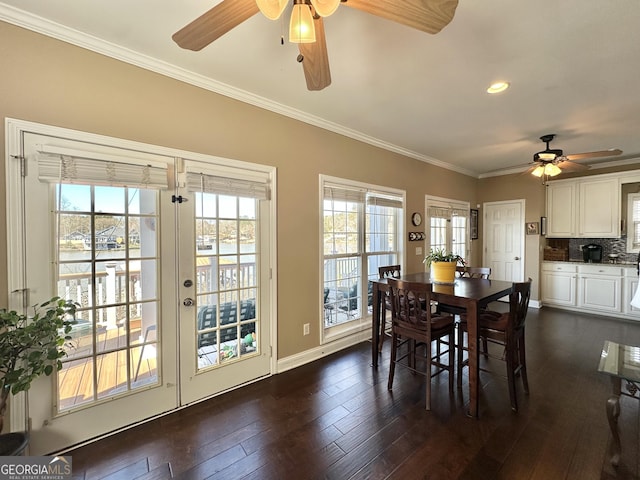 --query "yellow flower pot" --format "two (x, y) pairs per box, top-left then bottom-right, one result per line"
(430, 261), (457, 284)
